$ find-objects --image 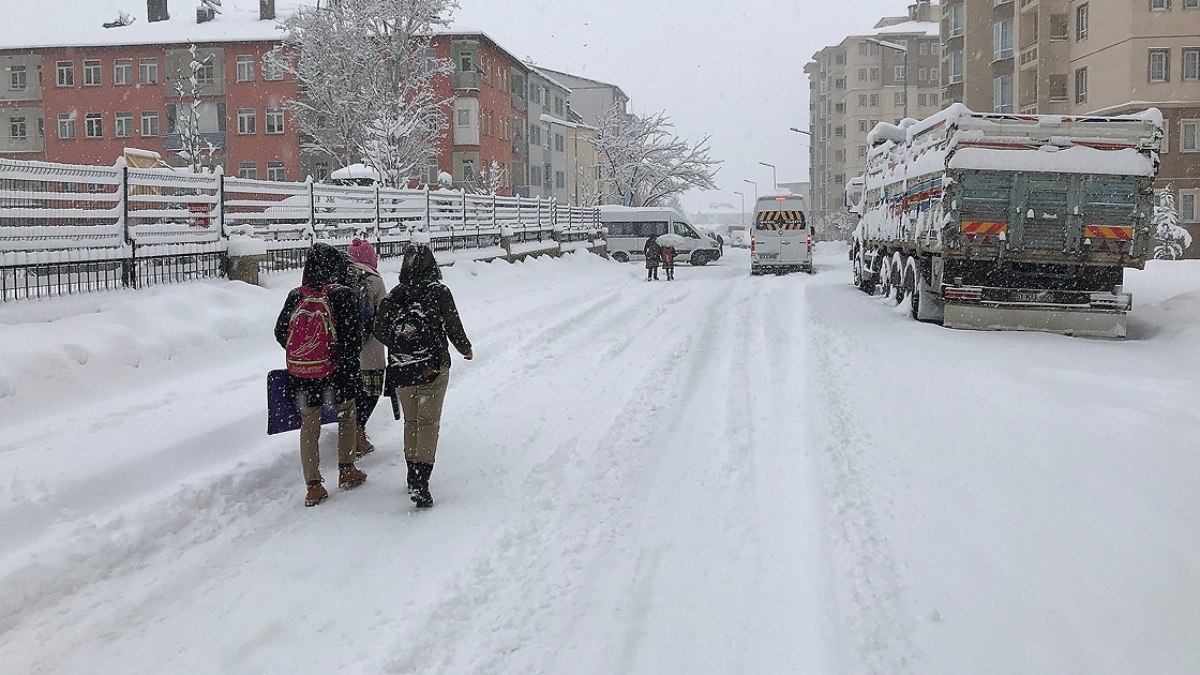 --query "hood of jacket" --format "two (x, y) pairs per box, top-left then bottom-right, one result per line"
(302, 242), (347, 288)
(398, 244), (442, 288)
